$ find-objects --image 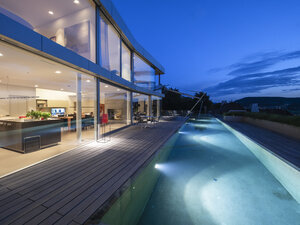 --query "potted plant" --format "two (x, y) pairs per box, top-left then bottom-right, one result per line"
(41, 112), (51, 120)
(26, 110), (42, 120)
